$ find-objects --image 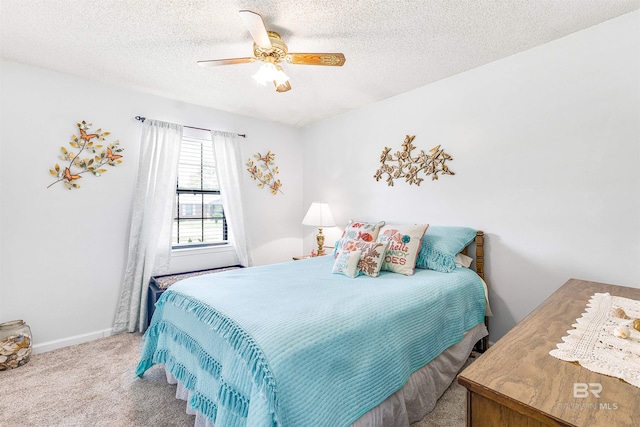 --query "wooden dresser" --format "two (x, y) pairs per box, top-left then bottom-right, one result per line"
(458, 279), (640, 426)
